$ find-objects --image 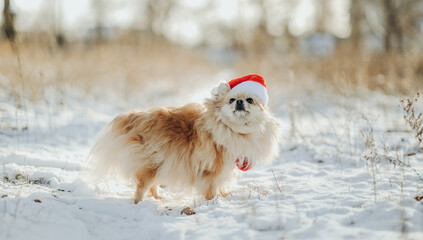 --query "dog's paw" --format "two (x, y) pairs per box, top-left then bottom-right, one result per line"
(205, 192), (216, 201)
(219, 191), (231, 198)
(211, 82), (230, 97)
